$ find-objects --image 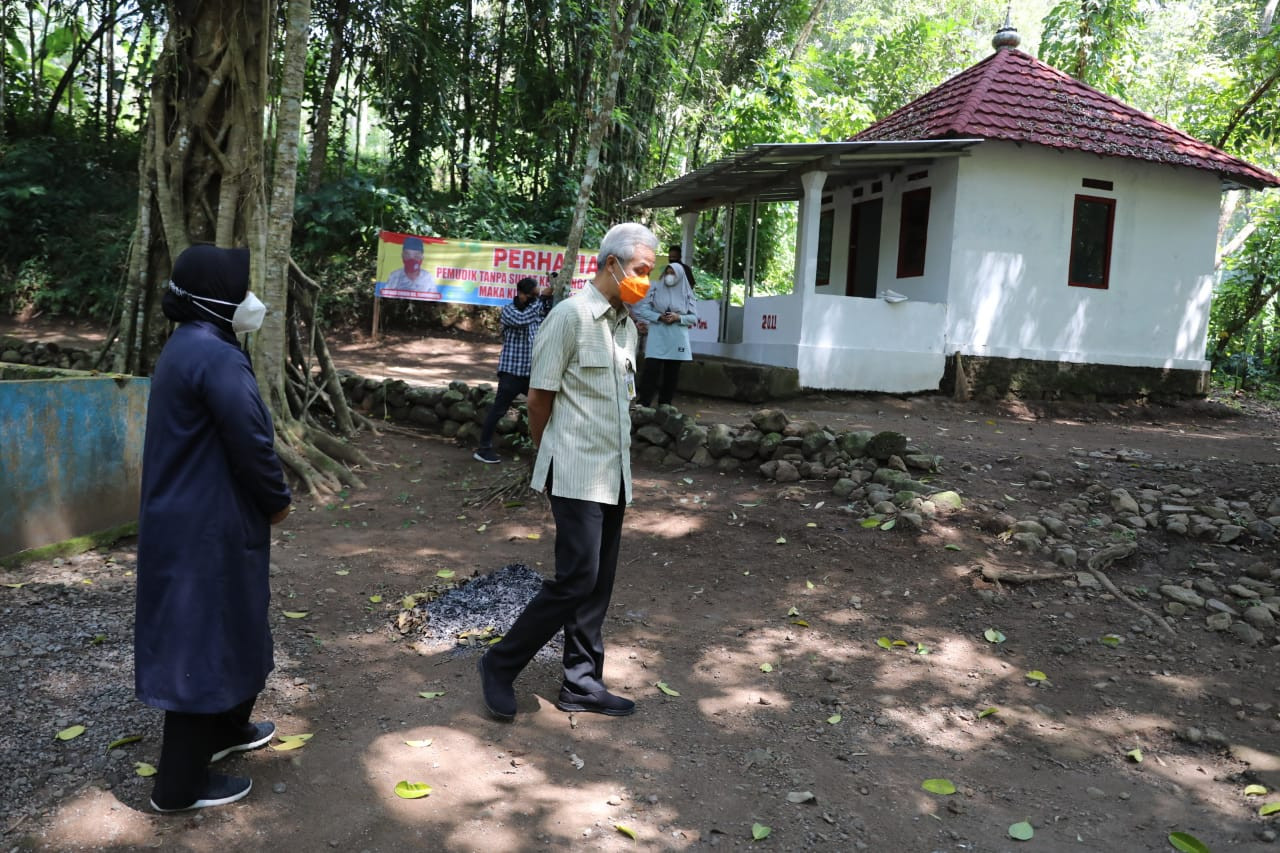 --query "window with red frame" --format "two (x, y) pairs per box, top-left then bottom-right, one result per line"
(896, 187), (930, 278)
(1068, 195), (1115, 289)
